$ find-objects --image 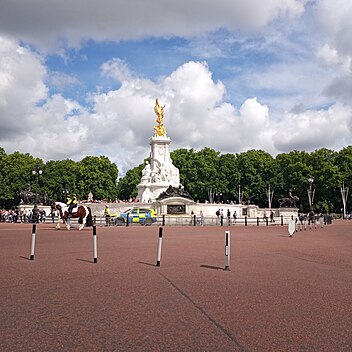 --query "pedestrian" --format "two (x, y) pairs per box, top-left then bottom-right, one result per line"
(200, 210), (204, 226)
(319, 213), (324, 228)
(233, 211), (237, 224)
(299, 213), (304, 231)
(216, 209), (220, 225)
(104, 205), (111, 226)
(227, 209), (231, 226)
(270, 210), (275, 223)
